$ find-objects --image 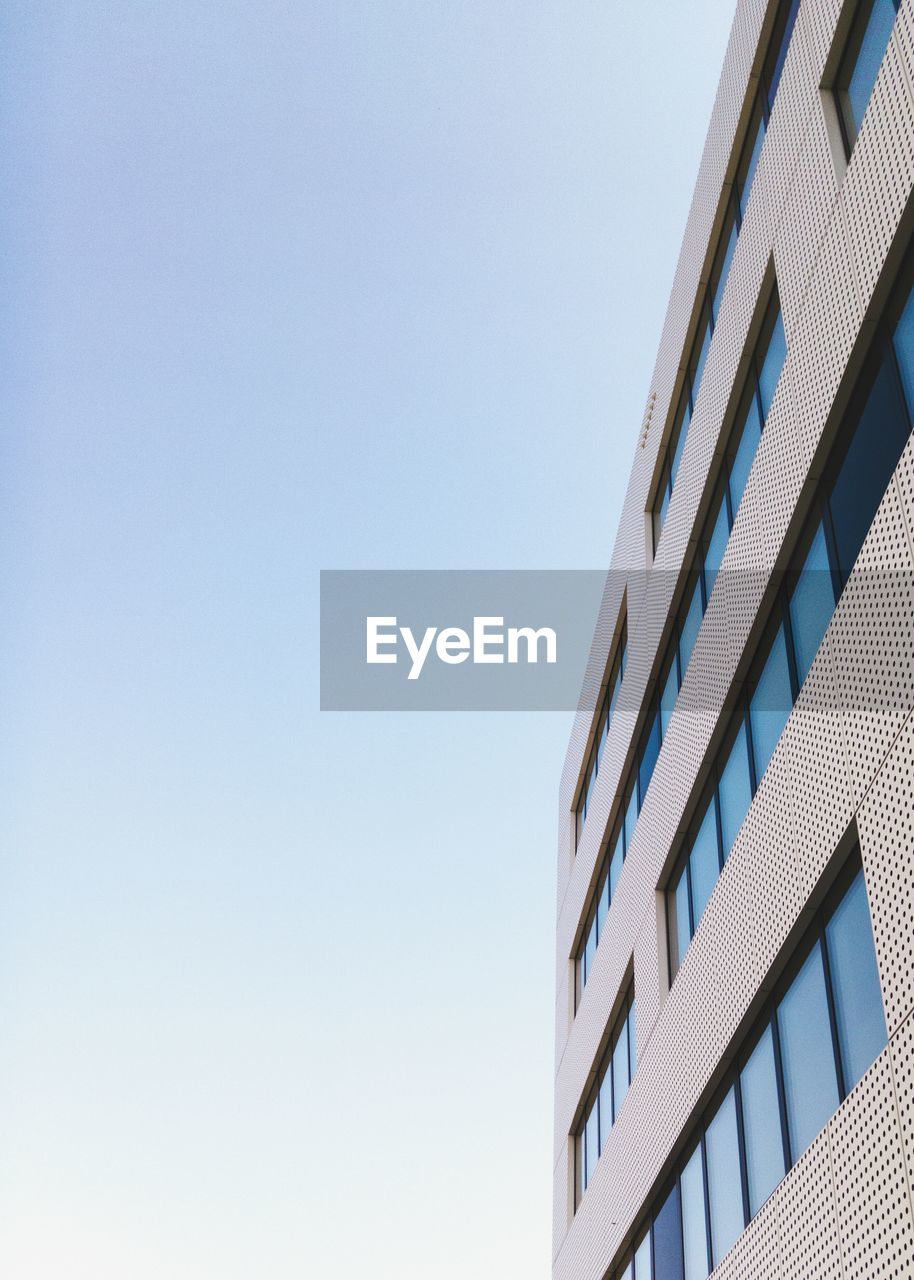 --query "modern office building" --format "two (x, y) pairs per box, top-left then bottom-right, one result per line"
(554, 2), (914, 1277)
